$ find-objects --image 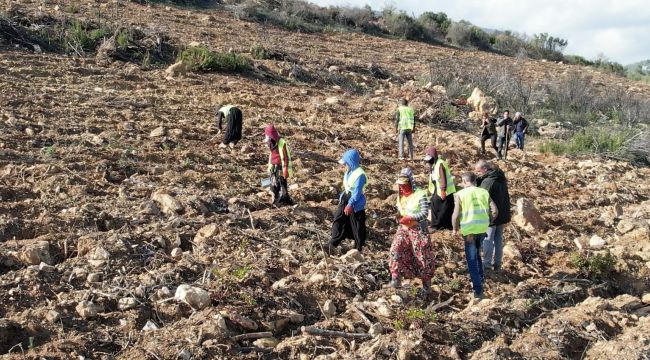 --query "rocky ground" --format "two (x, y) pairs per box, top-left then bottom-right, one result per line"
(1, 1), (649, 359)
